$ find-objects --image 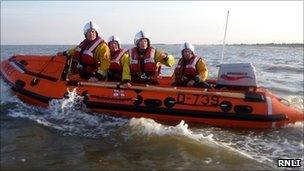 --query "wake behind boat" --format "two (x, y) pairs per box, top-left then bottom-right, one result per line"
(0, 54), (303, 128)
